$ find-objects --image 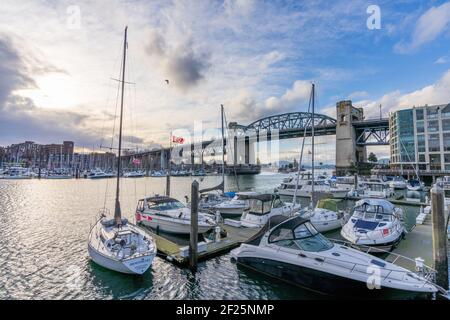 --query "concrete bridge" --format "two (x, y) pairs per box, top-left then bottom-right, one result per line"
(122, 100), (389, 174)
